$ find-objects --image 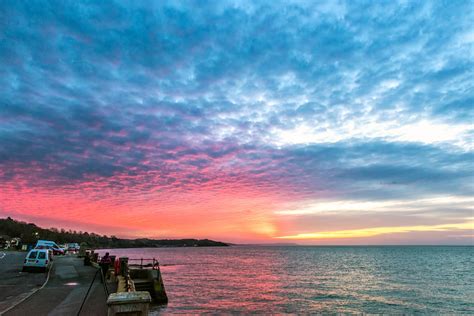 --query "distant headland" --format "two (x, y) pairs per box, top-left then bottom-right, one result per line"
(0, 217), (229, 248)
